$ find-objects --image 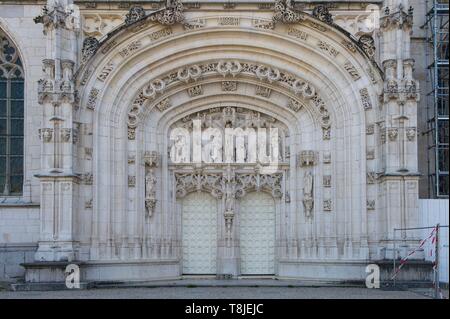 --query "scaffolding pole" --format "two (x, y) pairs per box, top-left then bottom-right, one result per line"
(425, 0), (449, 198)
